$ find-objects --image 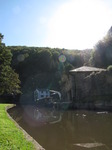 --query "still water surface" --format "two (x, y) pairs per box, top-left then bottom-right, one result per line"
(8, 106), (112, 150)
